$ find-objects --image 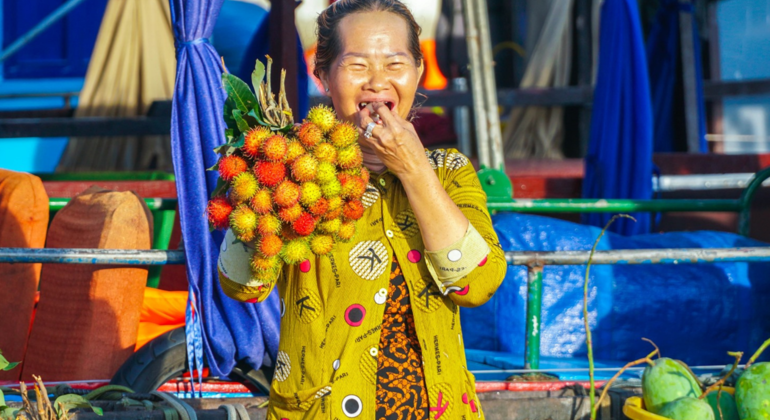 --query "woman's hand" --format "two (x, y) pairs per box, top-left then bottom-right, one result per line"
(355, 102), (431, 179)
